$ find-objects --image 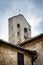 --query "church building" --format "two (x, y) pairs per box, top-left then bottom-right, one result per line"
(0, 14), (43, 65)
